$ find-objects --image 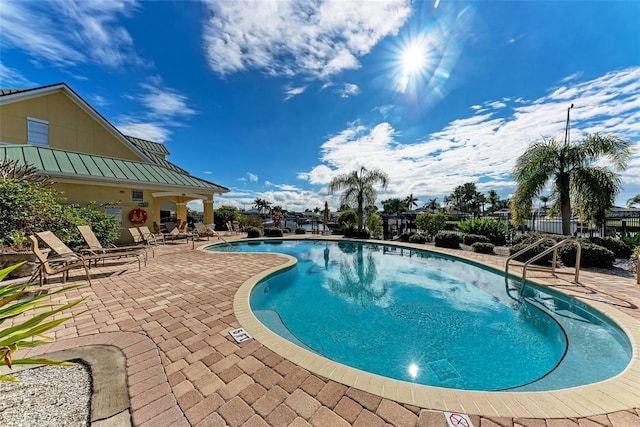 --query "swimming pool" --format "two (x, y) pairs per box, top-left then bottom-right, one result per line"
(211, 239), (632, 392)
